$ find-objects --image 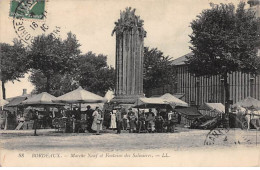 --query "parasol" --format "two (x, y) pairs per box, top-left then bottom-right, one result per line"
(53, 86), (107, 104)
(22, 92), (63, 106)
